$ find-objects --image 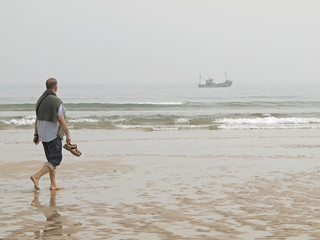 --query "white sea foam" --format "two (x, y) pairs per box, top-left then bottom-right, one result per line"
(108, 118), (126, 123)
(68, 118), (100, 123)
(175, 118), (190, 124)
(114, 124), (139, 129)
(151, 127), (179, 131)
(216, 117), (320, 125)
(1, 118), (35, 126)
(217, 117), (320, 130)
